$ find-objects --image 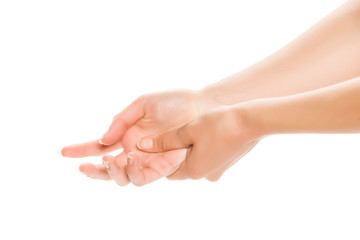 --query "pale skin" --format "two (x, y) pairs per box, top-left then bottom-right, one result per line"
(138, 76), (360, 180)
(61, 0), (360, 186)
